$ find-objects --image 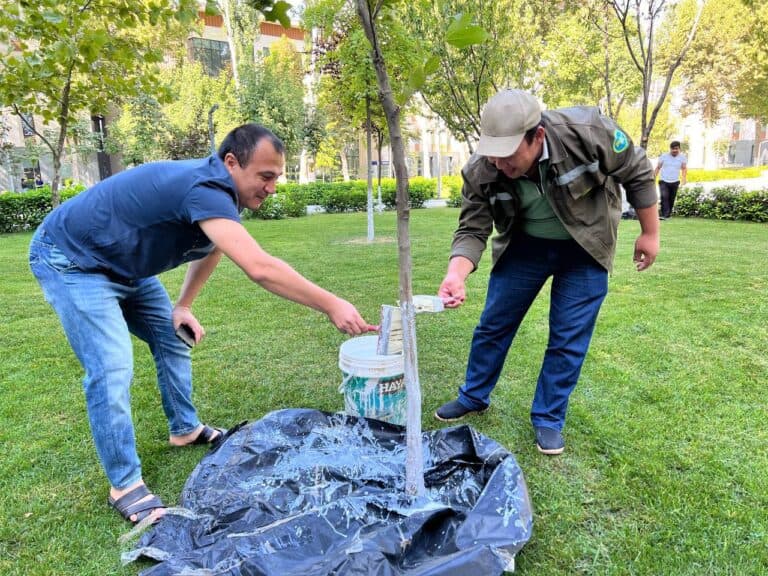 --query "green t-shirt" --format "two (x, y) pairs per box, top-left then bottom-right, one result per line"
(518, 159), (572, 240)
